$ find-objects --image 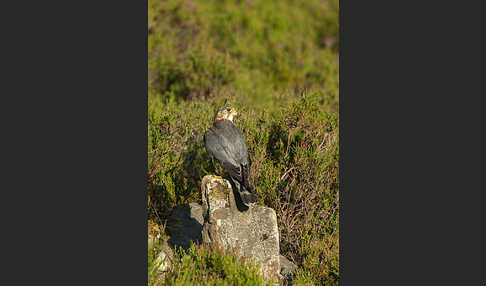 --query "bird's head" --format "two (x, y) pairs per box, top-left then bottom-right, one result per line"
(215, 104), (238, 122)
